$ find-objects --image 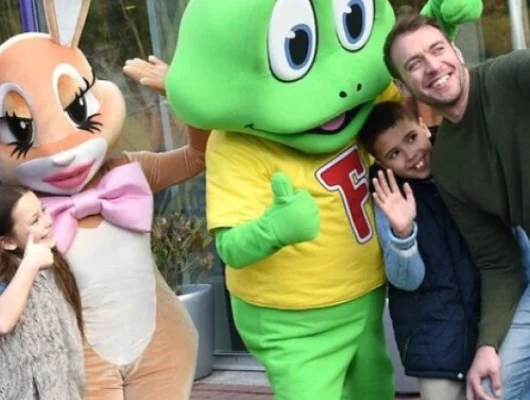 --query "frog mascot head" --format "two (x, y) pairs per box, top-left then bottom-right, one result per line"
(166, 0), (480, 154)
(167, 0), (395, 154)
(165, 1), (482, 399)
